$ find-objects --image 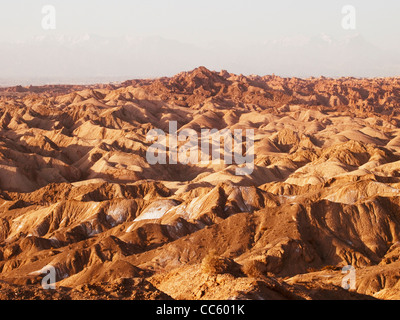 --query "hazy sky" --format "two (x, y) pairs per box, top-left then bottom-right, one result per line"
(0, 0), (399, 44)
(0, 0), (399, 83)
